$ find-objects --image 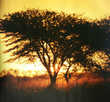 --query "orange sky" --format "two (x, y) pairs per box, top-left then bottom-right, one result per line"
(0, 0), (110, 72)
